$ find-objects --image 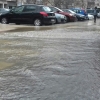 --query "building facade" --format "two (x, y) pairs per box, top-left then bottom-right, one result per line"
(0, 0), (16, 8)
